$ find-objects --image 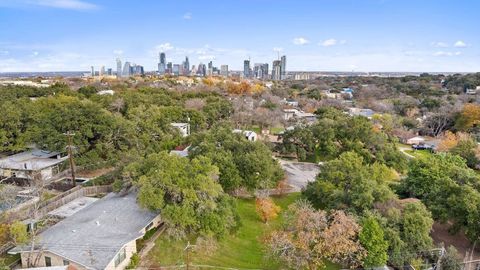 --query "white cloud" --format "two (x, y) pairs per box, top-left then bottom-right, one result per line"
(183, 12), (192, 20)
(26, 0), (98, 10)
(198, 55), (216, 61)
(113, 49), (124, 55)
(431, 41), (448, 48)
(454, 40), (467, 48)
(321, 38), (338, 47)
(0, 50), (9, 56)
(433, 51), (462, 57)
(273, 47), (284, 52)
(293, 37), (309, 45)
(155, 43), (174, 52)
(32, 51), (39, 56)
